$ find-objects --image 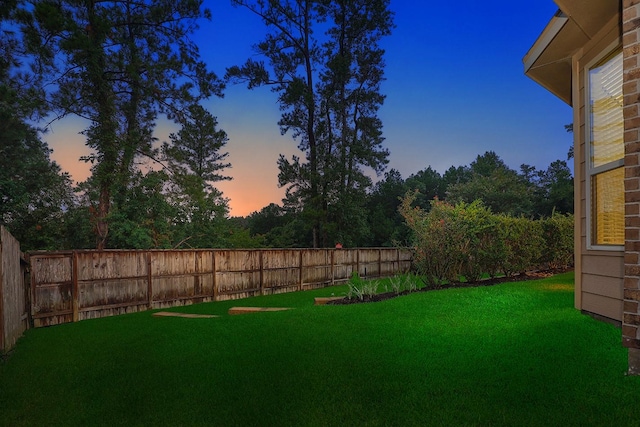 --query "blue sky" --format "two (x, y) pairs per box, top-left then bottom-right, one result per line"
(46, 1), (572, 216)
